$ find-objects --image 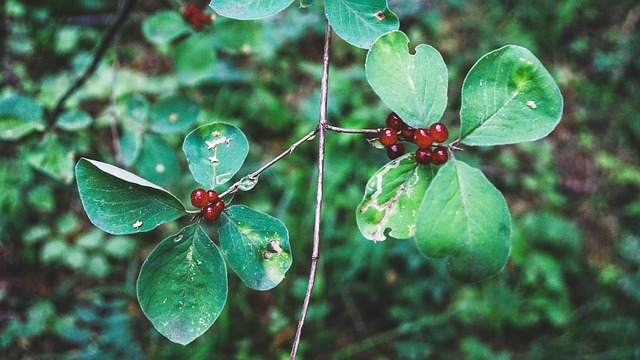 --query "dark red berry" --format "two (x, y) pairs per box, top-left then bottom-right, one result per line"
(190, 188), (208, 208)
(386, 143), (405, 160)
(202, 205), (221, 222)
(211, 198), (225, 213)
(379, 128), (399, 147)
(386, 112), (408, 131)
(400, 126), (415, 141)
(430, 122), (449, 143)
(415, 148), (433, 165)
(413, 128), (433, 148)
(207, 190), (218, 203)
(431, 146), (449, 165)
